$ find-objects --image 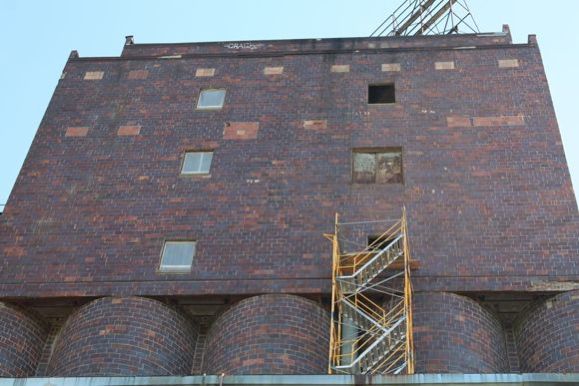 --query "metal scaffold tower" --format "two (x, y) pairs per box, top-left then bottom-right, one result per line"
(326, 209), (415, 375)
(370, 0), (479, 37)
